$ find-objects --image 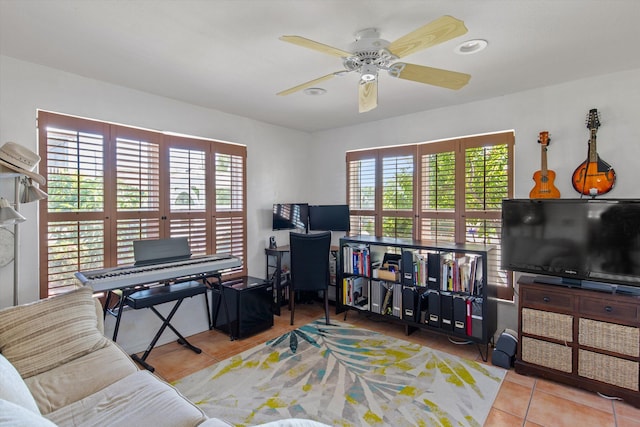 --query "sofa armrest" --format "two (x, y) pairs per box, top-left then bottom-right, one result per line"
(94, 295), (105, 335)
